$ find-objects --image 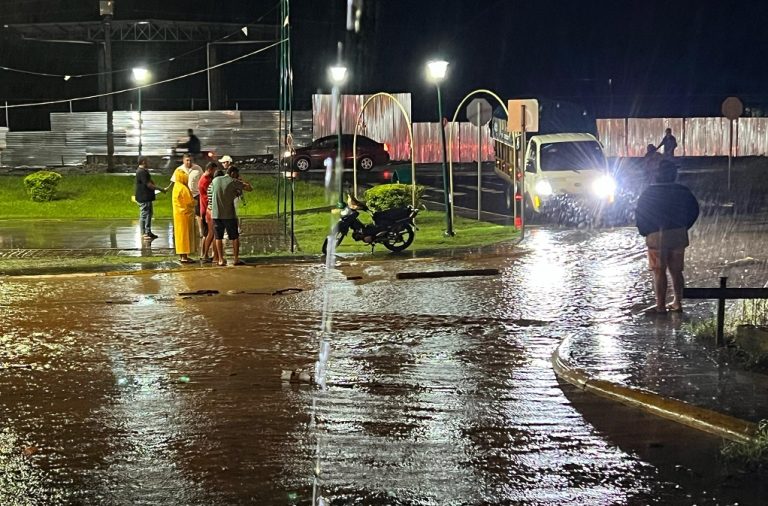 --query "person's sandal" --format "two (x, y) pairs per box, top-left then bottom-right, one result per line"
(666, 304), (683, 313)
